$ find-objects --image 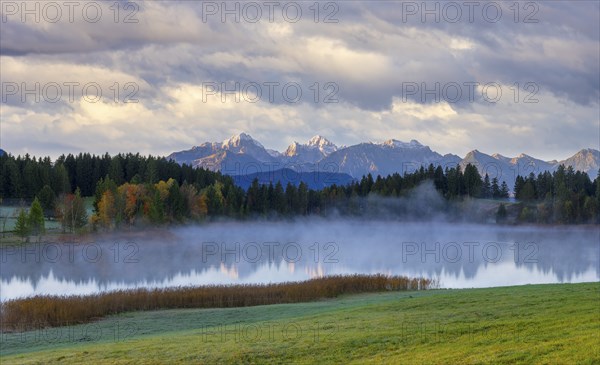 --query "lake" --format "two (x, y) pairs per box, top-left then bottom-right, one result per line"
(1, 220), (598, 301)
